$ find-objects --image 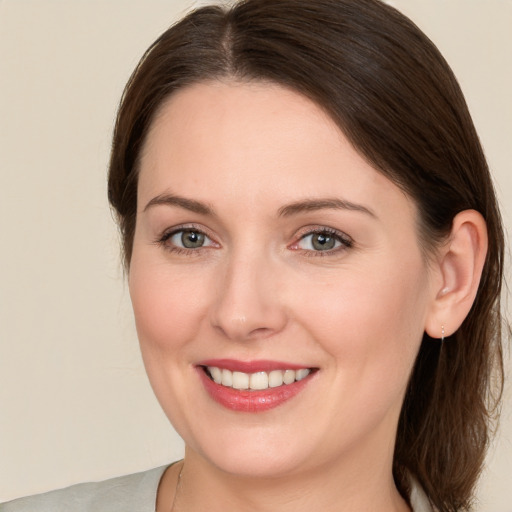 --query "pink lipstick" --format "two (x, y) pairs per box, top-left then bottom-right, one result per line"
(197, 359), (316, 412)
